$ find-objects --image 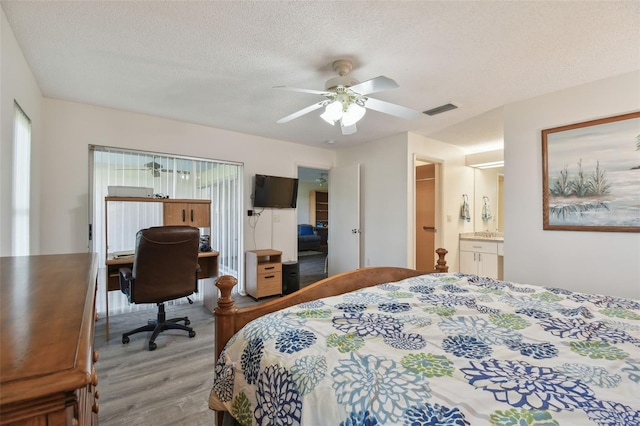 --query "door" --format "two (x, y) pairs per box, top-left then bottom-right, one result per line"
(328, 164), (360, 275)
(415, 163), (436, 271)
